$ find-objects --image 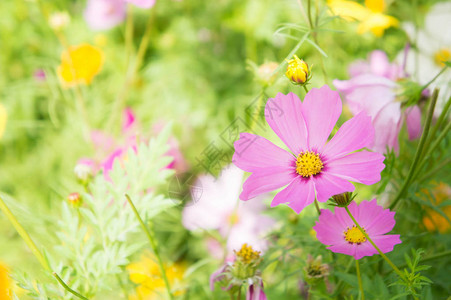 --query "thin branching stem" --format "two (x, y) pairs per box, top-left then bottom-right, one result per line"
(389, 90), (438, 210)
(53, 273), (89, 300)
(125, 194), (174, 300)
(0, 196), (50, 271)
